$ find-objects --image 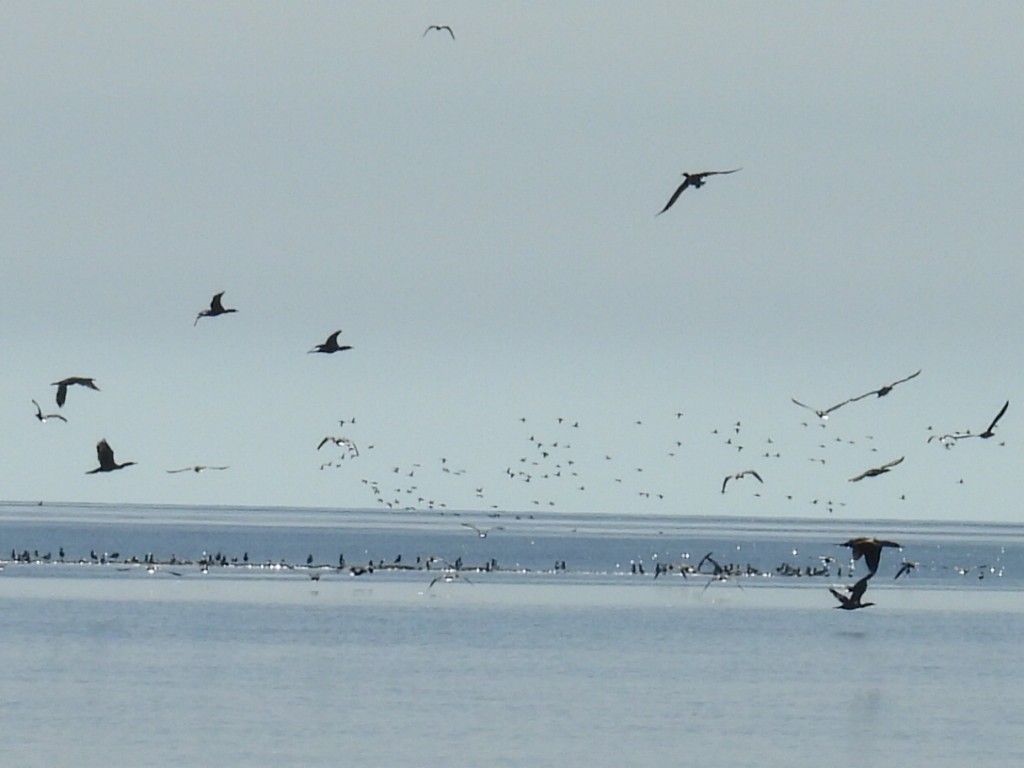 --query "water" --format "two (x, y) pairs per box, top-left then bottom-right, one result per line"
(2, 502), (1023, 766)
